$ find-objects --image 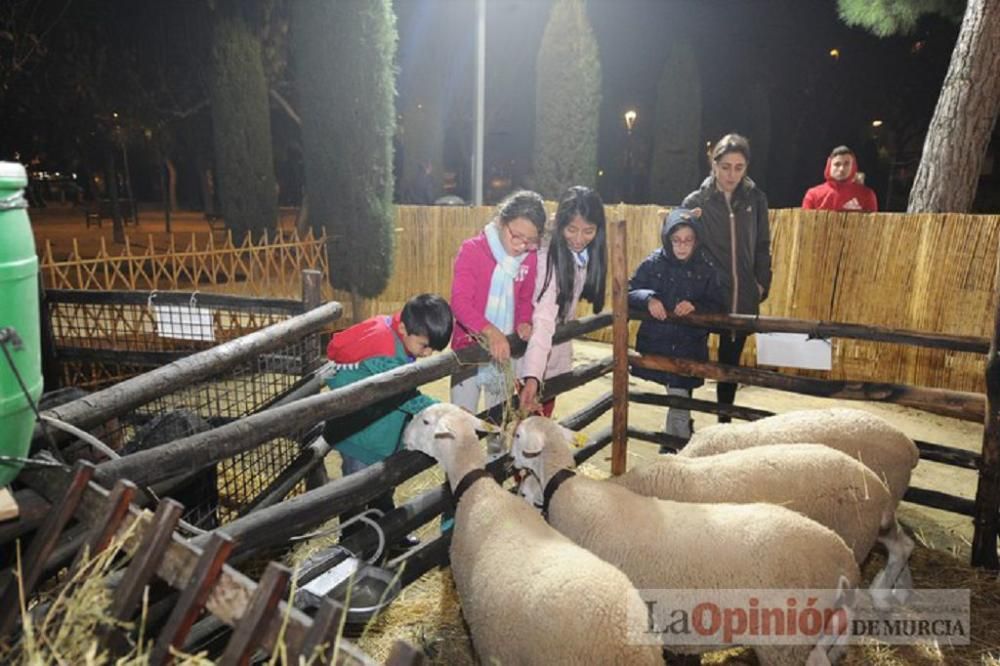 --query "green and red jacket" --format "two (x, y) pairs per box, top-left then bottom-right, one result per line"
(323, 313), (436, 465)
